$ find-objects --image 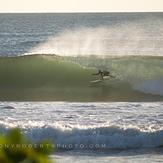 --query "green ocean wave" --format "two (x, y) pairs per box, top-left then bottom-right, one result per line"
(0, 54), (163, 101)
